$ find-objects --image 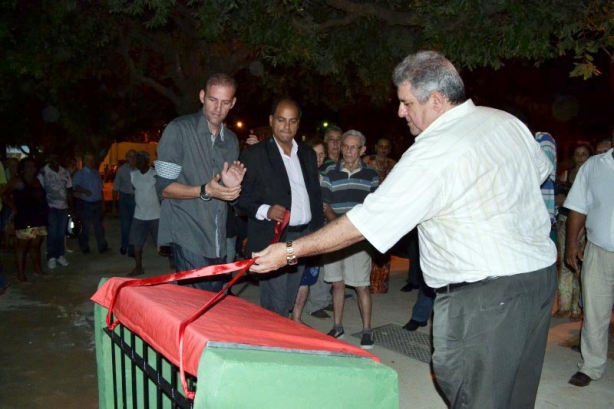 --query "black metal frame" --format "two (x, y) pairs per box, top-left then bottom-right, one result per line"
(103, 324), (196, 408)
